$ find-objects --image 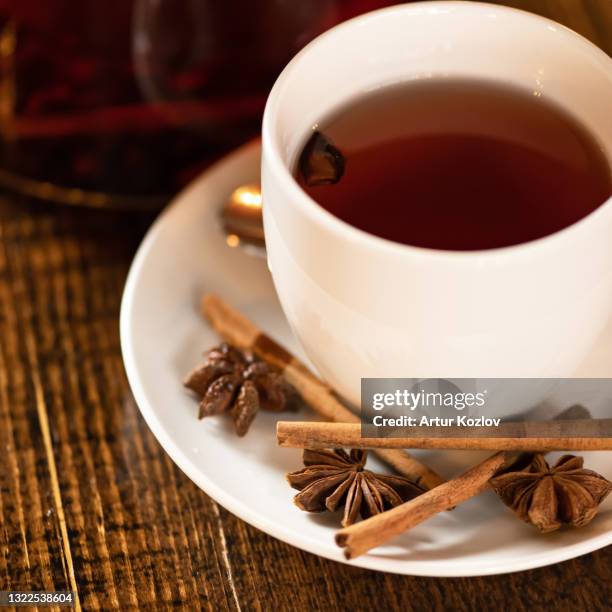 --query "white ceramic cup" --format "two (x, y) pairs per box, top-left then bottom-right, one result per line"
(261, 1), (612, 408)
